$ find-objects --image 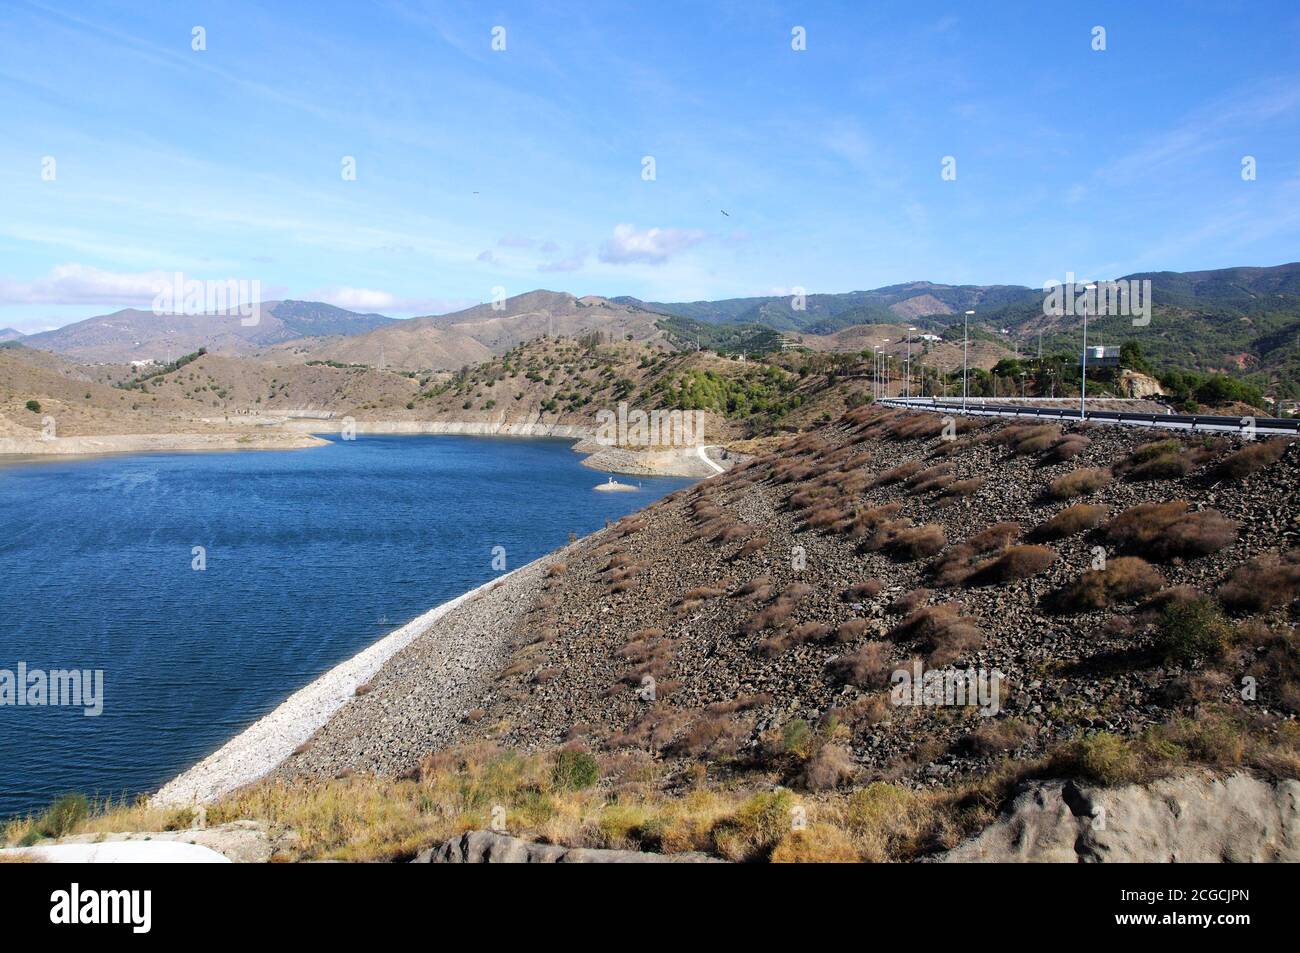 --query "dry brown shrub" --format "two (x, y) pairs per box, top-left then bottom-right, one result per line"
(954, 719), (1035, 756)
(887, 415), (947, 440)
(742, 583), (812, 633)
(888, 587), (931, 615)
(799, 744), (856, 791)
(1046, 435), (1091, 463)
(669, 710), (753, 758)
(606, 707), (690, 750)
(1212, 439), (1290, 481)
(1103, 501), (1238, 560)
(939, 476), (986, 498)
(883, 524), (947, 561)
(683, 586), (725, 601)
(968, 521), (1022, 552)
(841, 502), (903, 538)
(1032, 503), (1109, 540)
(736, 576), (773, 597)
(790, 622), (832, 644)
(826, 643), (892, 688)
(1217, 549), (1300, 613)
(888, 604), (983, 665)
(1046, 556), (1166, 613)
(714, 522), (755, 543)
(735, 535), (770, 558)
(842, 579), (883, 601)
(874, 460), (921, 486)
(803, 504), (848, 531)
(1048, 467), (1112, 499)
(994, 423), (1059, 453)
(929, 522), (1021, 587)
(754, 632), (794, 657)
(834, 618), (869, 642)
(905, 464), (952, 492)
(964, 544), (1057, 585)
